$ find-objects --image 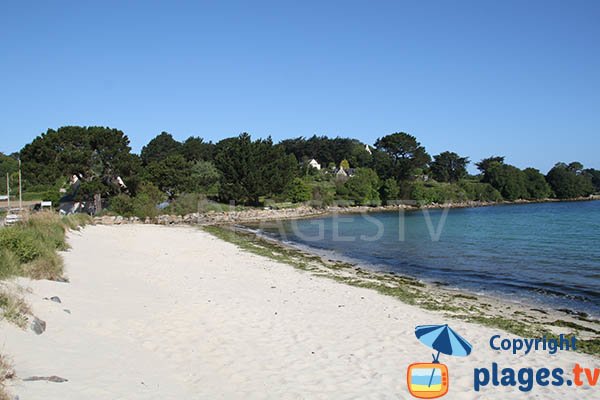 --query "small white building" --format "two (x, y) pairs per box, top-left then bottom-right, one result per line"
(336, 168), (348, 178)
(308, 159), (321, 170)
